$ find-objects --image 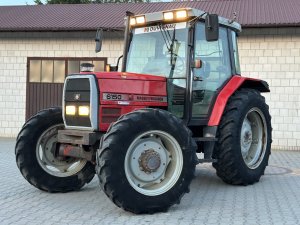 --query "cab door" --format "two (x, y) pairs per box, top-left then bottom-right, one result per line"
(191, 23), (232, 122)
